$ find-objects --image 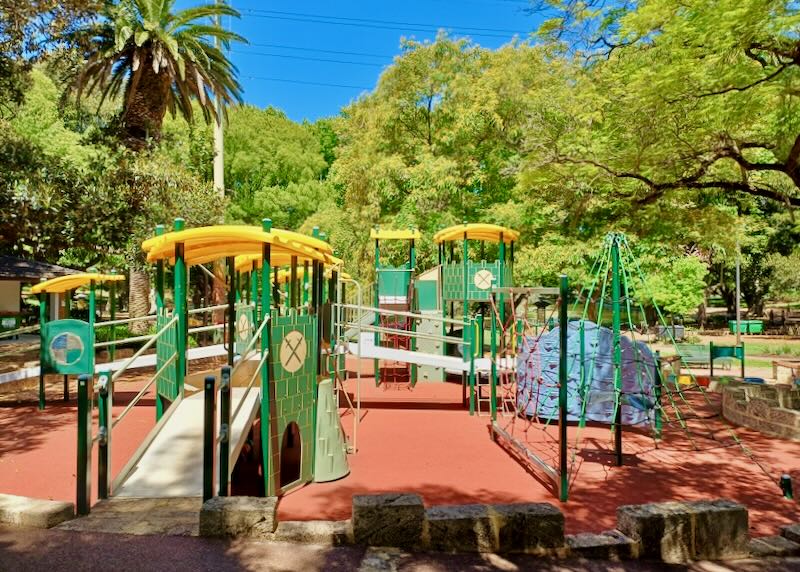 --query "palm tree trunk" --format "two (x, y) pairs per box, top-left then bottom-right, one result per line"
(122, 60), (171, 149)
(129, 269), (151, 334)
